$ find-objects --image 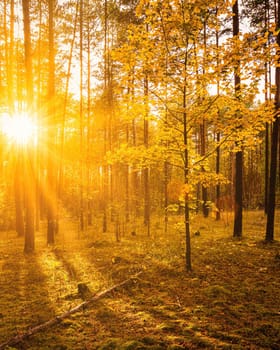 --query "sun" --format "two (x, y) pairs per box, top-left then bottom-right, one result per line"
(1, 113), (37, 146)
